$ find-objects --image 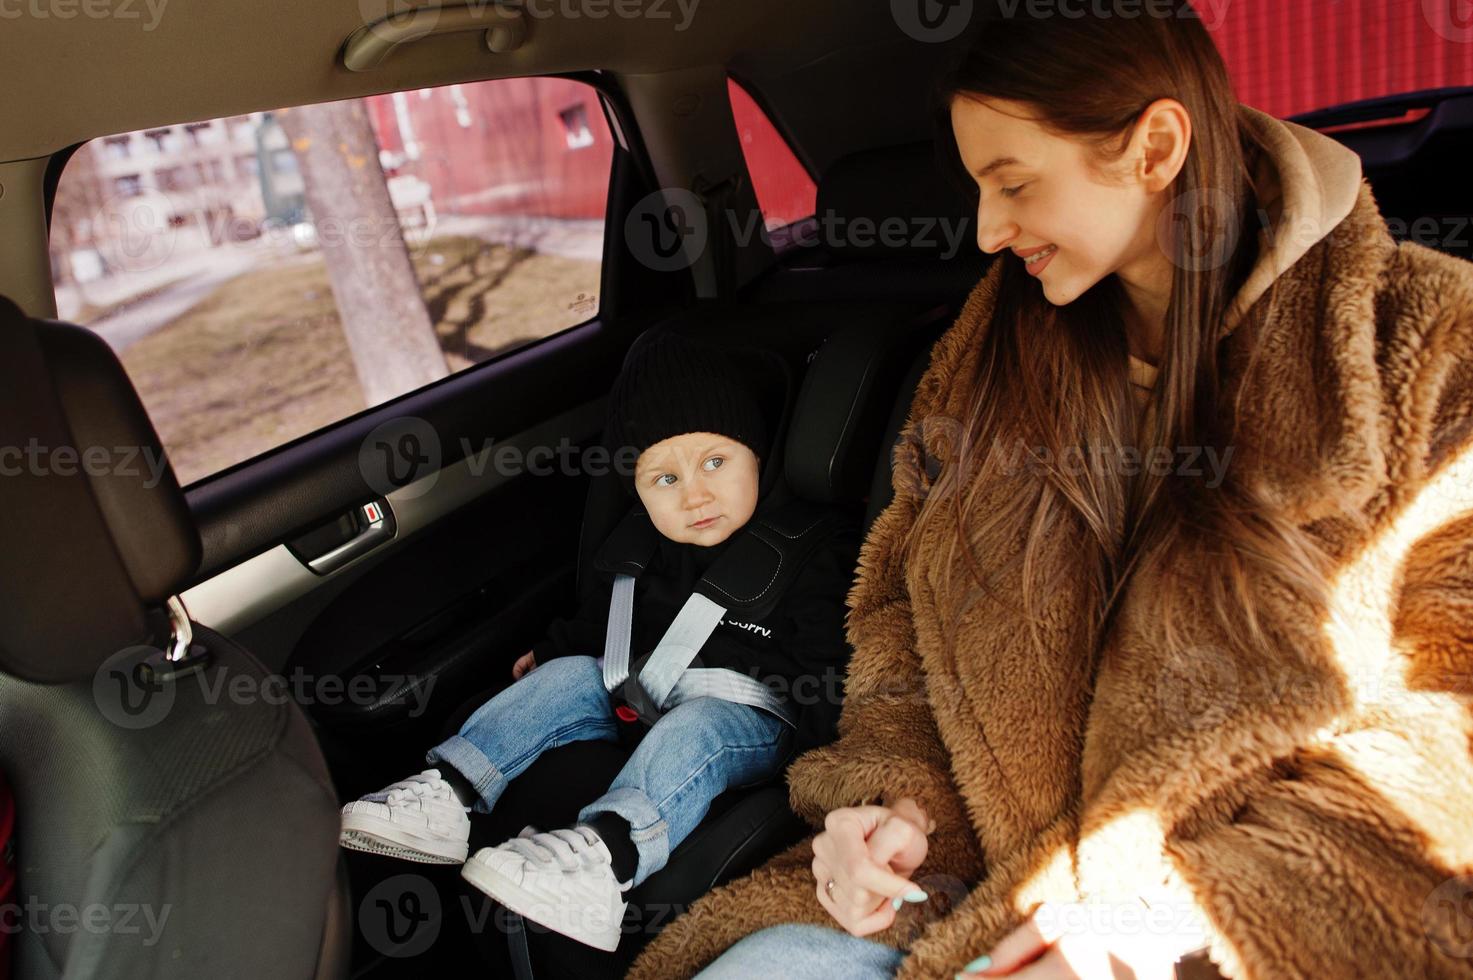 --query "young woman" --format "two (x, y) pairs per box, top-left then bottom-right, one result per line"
(623, 7), (1473, 980)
